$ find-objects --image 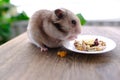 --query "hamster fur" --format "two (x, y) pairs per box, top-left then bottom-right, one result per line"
(27, 8), (81, 51)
